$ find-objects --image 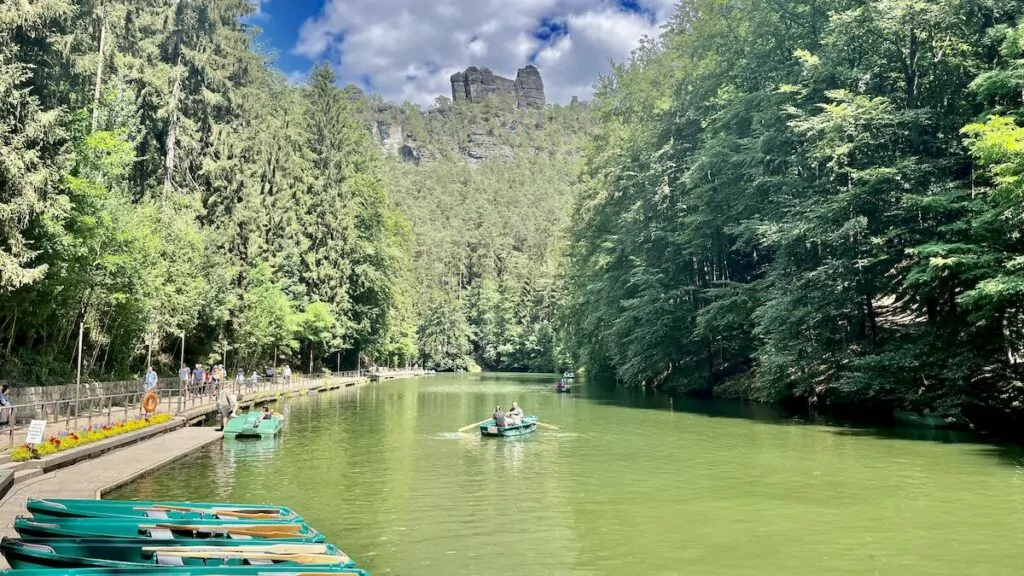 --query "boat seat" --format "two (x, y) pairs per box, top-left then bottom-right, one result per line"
(19, 543), (55, 554)
(228, 533), (253, 540)
(145, 510), (169, 519)
(247, 558), (274, 565)
(156, 554), (186, 566)
(148, 528), (175, 540)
